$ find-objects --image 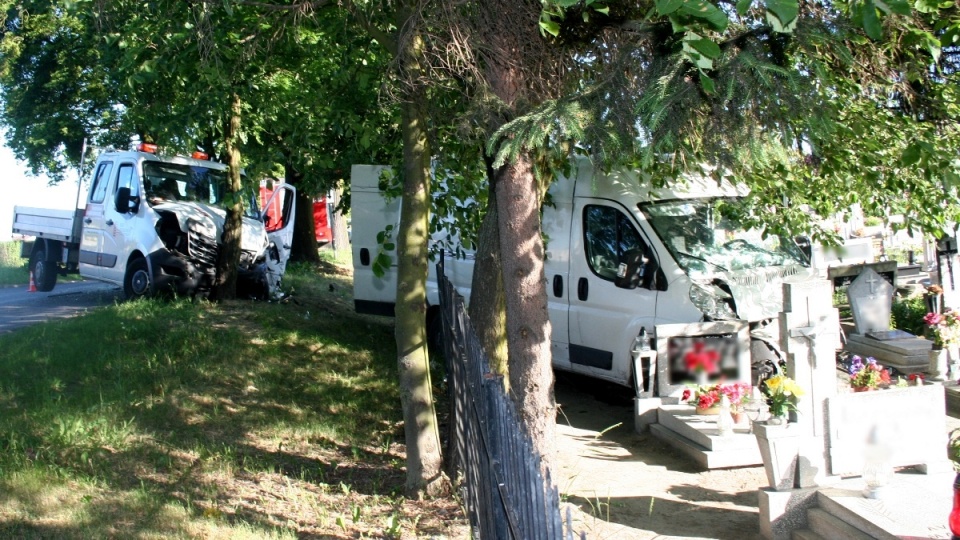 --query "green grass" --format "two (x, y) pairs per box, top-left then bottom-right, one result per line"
(0, 261), (466, 539)
(0, 240), (29, 286)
